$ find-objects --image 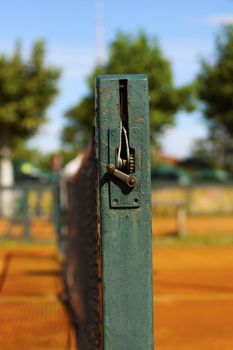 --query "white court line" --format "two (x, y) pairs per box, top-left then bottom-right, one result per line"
(155, 293), (233, 303)
(0, 295), (58, 303)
